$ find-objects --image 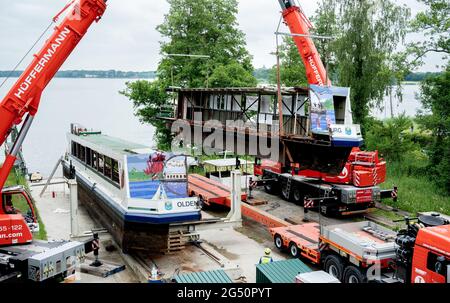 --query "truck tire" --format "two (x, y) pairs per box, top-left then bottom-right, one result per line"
(274, 234), (284, 250)
(289, 242), (300, 258)
(343, 266), (367, 283)
(281, 181), (293, 201)
(292, 187), (304, 205)
(264, 181), (279, 195)
(324, 255), (344, 281)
